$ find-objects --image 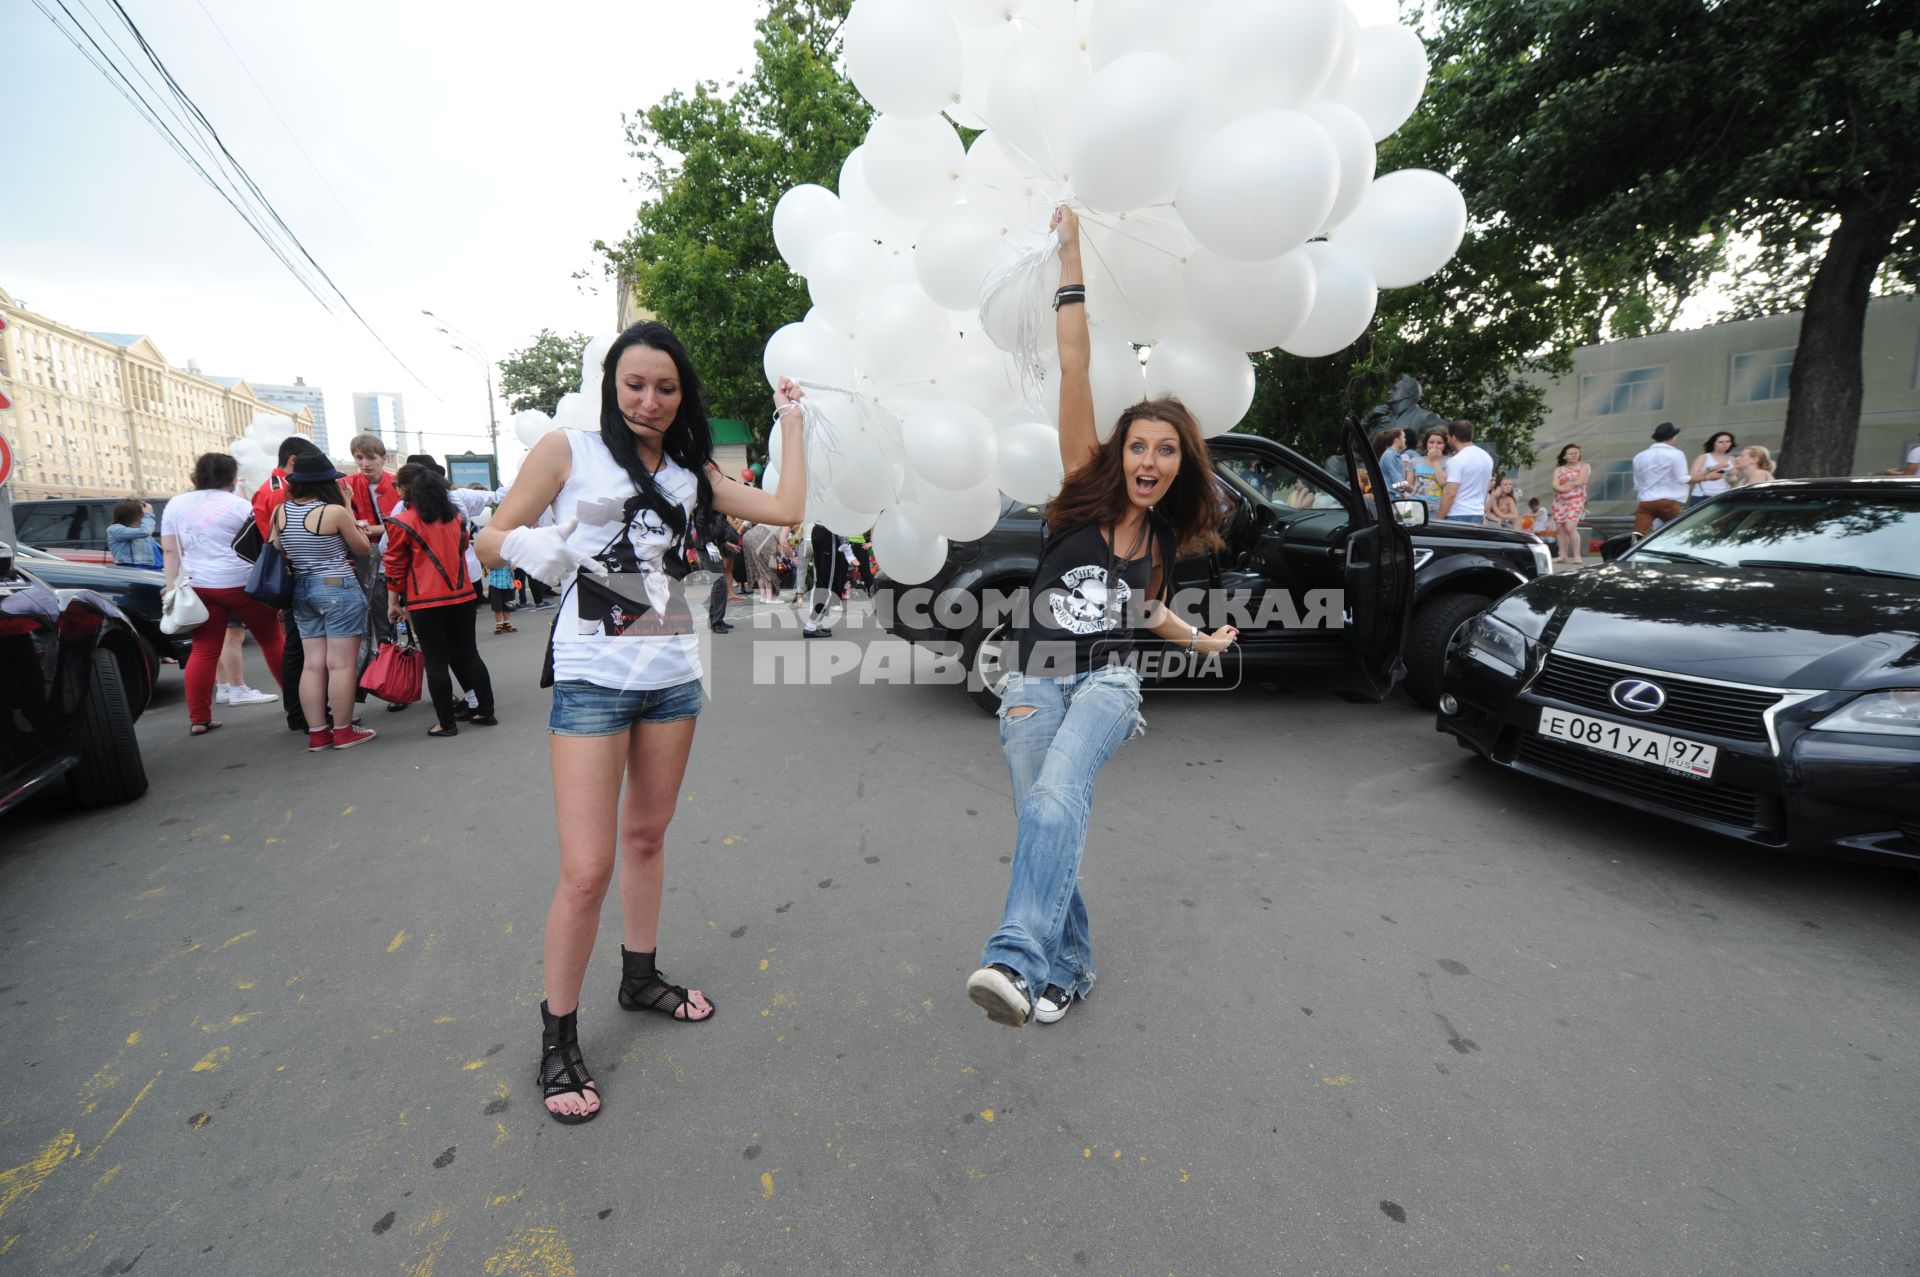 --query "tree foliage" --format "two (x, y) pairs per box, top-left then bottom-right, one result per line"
(499, 329), (590, 417)
(597, 3), (868, 445)
(1423, 0), (1920, 476)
